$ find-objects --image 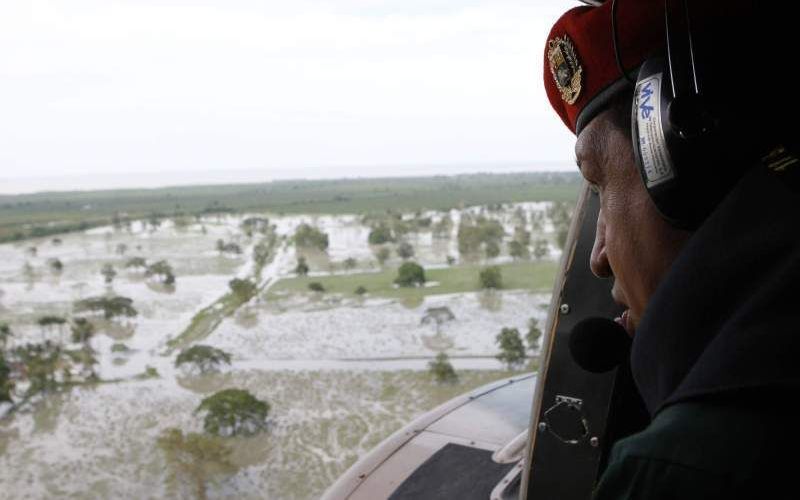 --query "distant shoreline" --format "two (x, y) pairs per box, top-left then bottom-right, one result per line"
(0, 163), (574, 197)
